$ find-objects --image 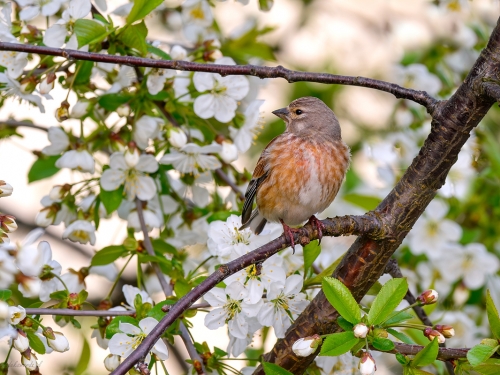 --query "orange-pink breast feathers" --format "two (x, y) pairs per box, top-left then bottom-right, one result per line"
(240, 96), (350, 250)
